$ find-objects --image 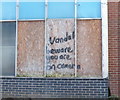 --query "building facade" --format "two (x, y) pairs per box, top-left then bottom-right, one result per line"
(0, 0), (120, 99)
